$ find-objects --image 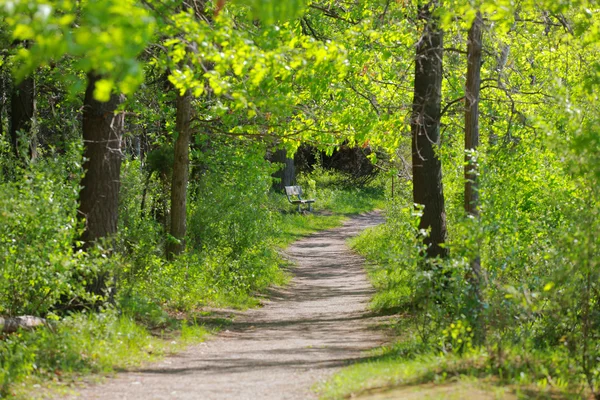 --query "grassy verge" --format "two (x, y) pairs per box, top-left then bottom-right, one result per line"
(319, 334), (583, 399)
(319, 221), (589, 400)
(2, 311), (211, 399)
(274, 186), (384, 247)
(276, 212), (346, 247)
(274, 172), (386, 248)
